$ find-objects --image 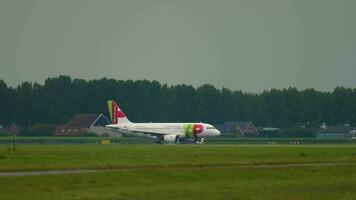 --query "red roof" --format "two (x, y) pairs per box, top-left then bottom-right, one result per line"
(53, 113), (110, 136)
(66, 114), (101, 128)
